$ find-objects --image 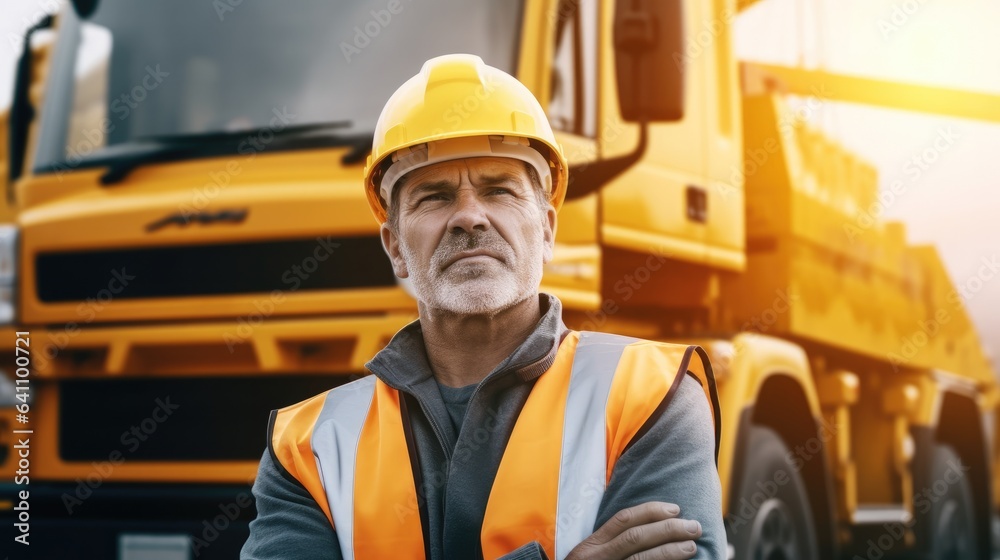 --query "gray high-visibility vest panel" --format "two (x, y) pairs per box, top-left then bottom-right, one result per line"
(311, 375), (377, 560)
(556, 331), (638, 560)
